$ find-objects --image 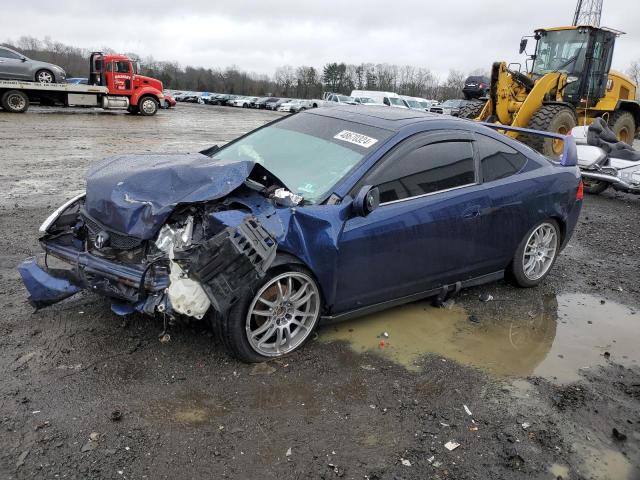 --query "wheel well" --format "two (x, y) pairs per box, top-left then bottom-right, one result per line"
(270, 252), (328, 311)
(550, 216), (567, 247)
